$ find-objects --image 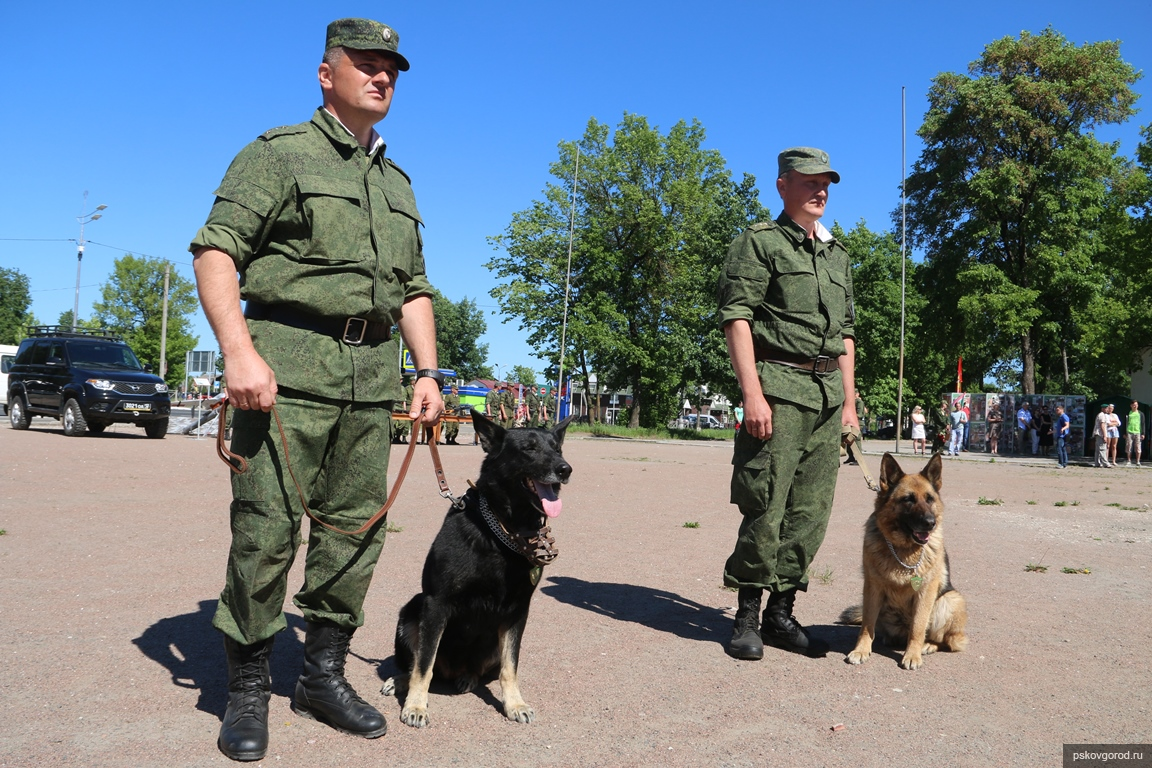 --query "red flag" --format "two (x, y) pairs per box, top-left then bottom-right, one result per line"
(956, 357), (963, 393)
